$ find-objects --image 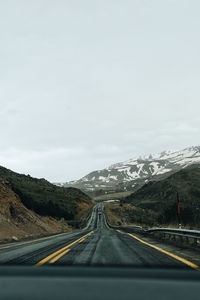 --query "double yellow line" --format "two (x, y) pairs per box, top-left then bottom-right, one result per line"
(35, 231), (94, 266)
